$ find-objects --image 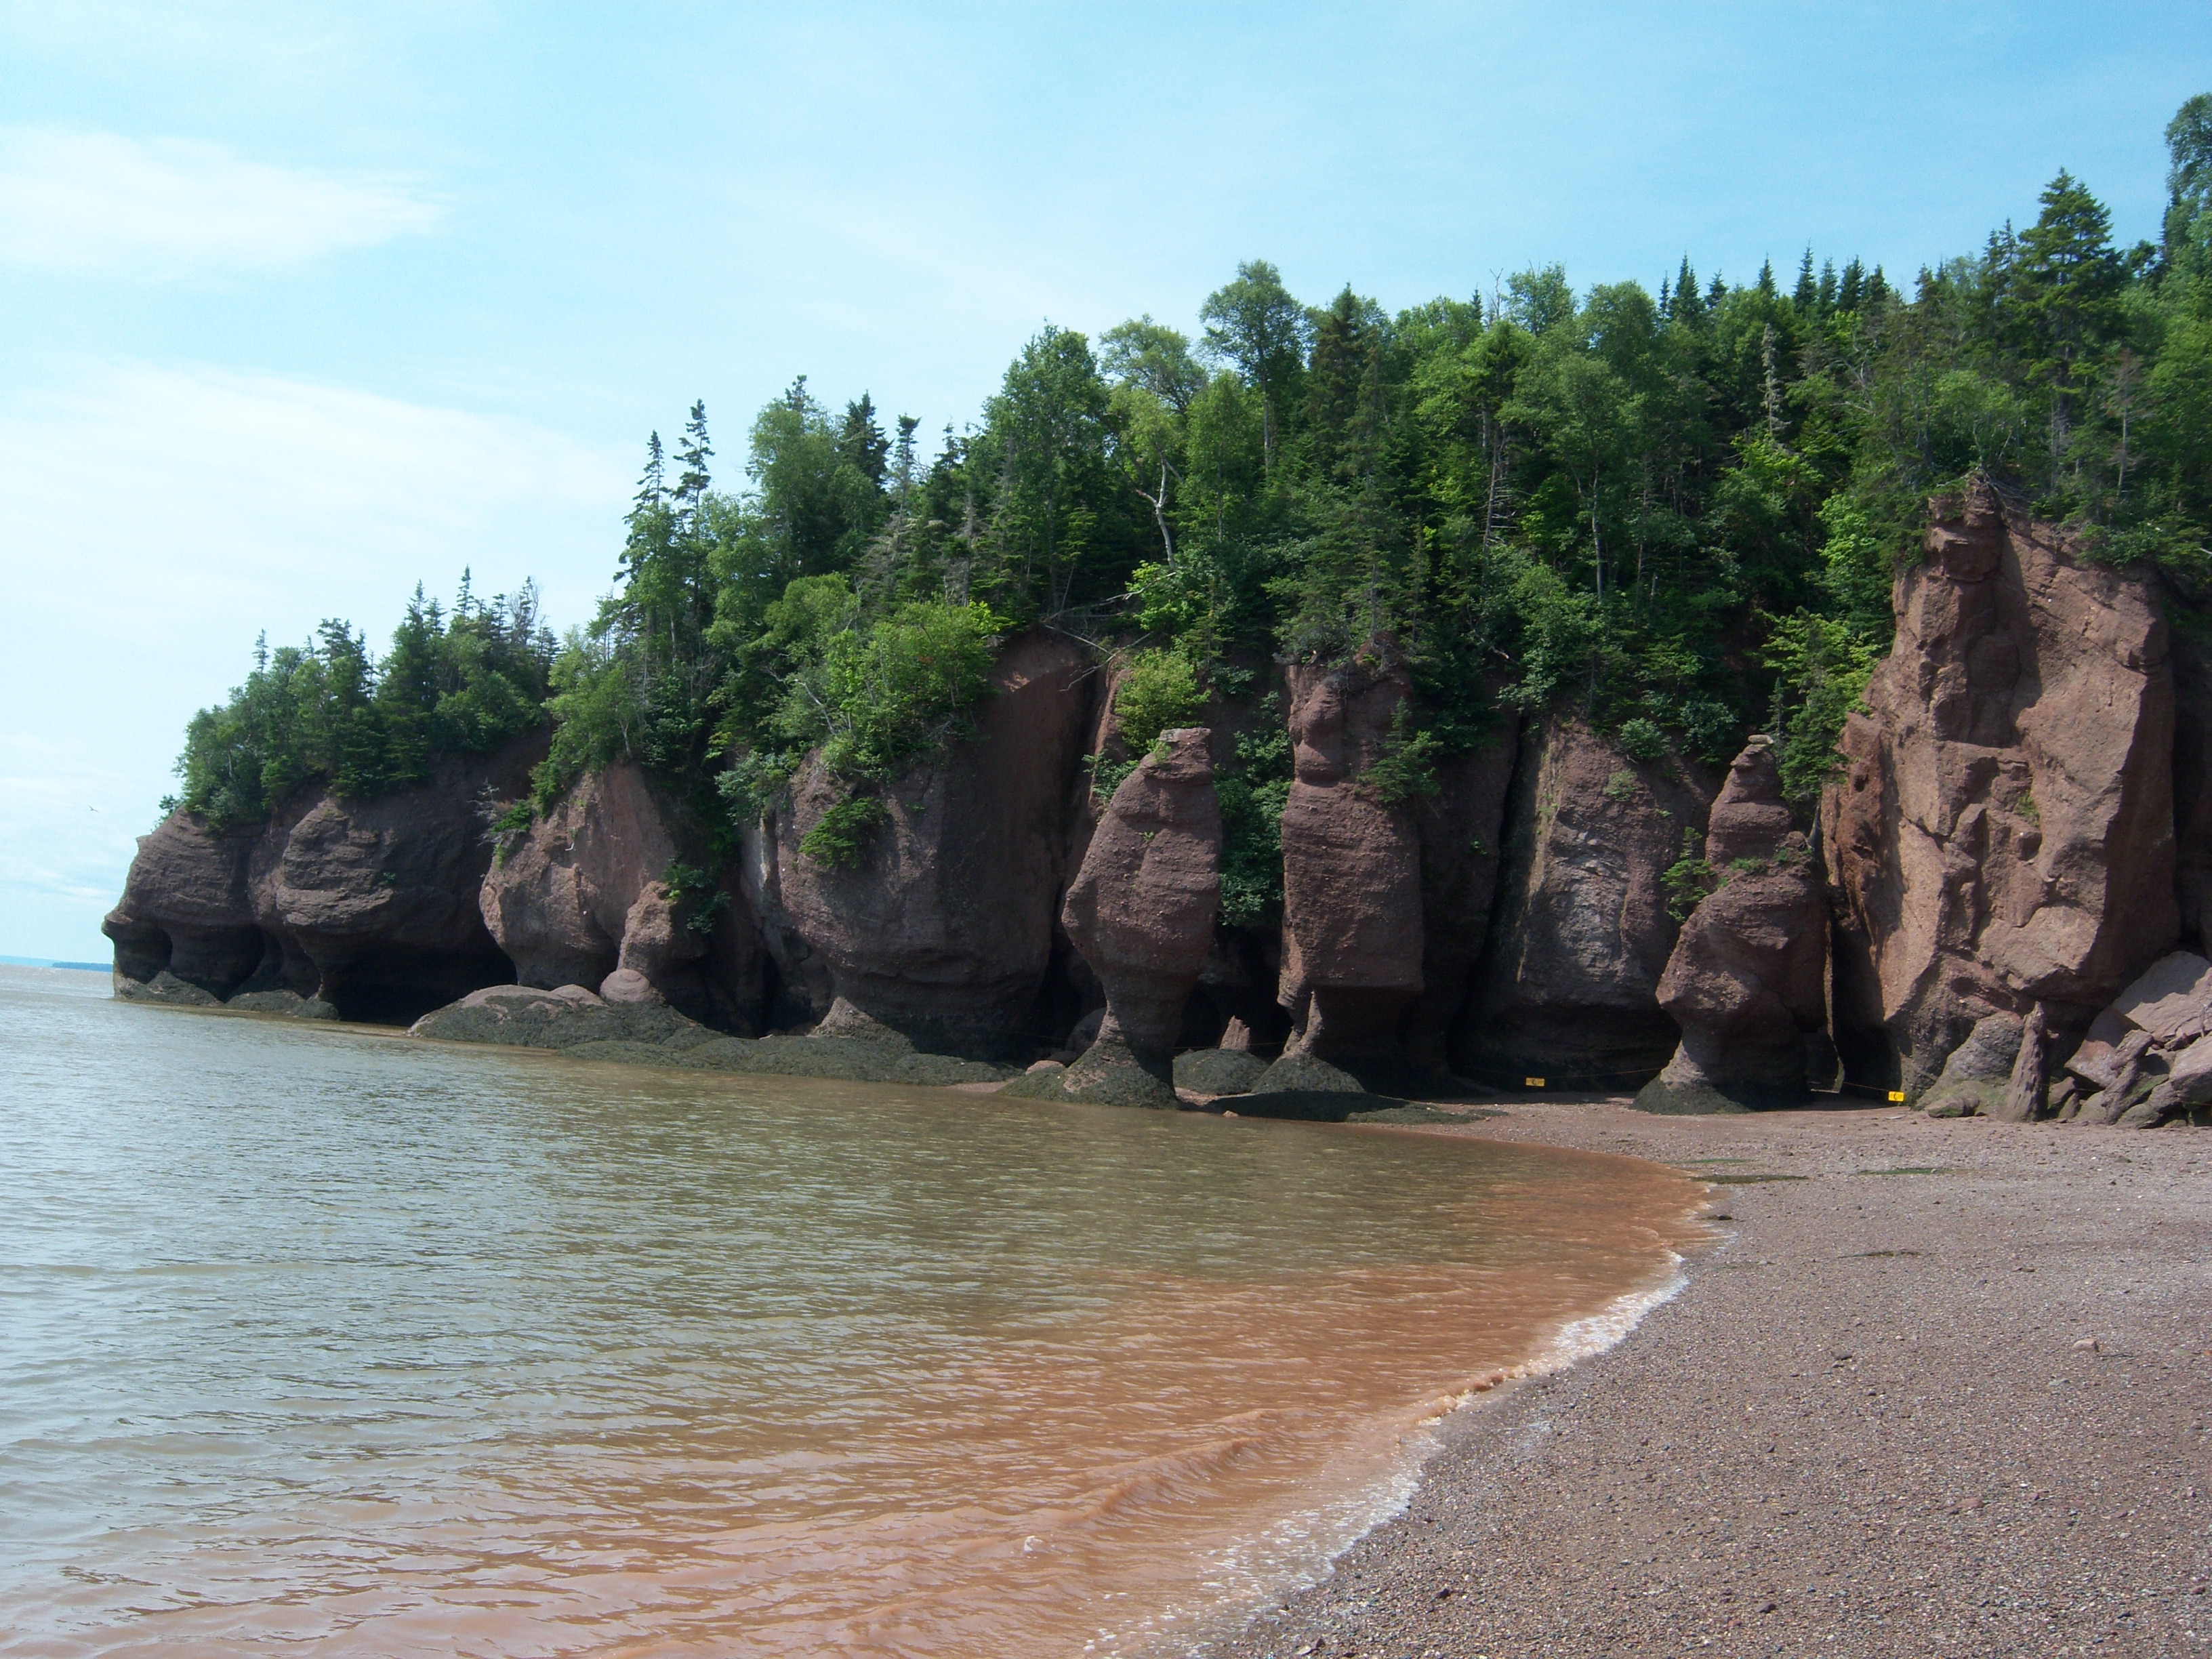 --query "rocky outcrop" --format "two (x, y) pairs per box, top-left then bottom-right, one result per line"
(106, 739), (540, 1021)
(1031, 726), (1221, 1108)
(480, 763), (767, 1029)
(1824, 483), (2179, 1094)
(1635, 737), (1830, 1114)
(481, 763), (676, 991)
(411, 983), (1008, 1085)
(1273, 640), (1425, 1076)
(763, 629), (1094, 1059)
(1460, 718), (1720, 1085)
